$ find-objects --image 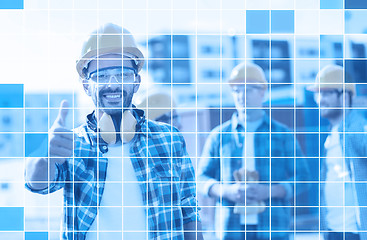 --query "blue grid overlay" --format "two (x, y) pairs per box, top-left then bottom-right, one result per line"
(0, 0), (366, 239)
